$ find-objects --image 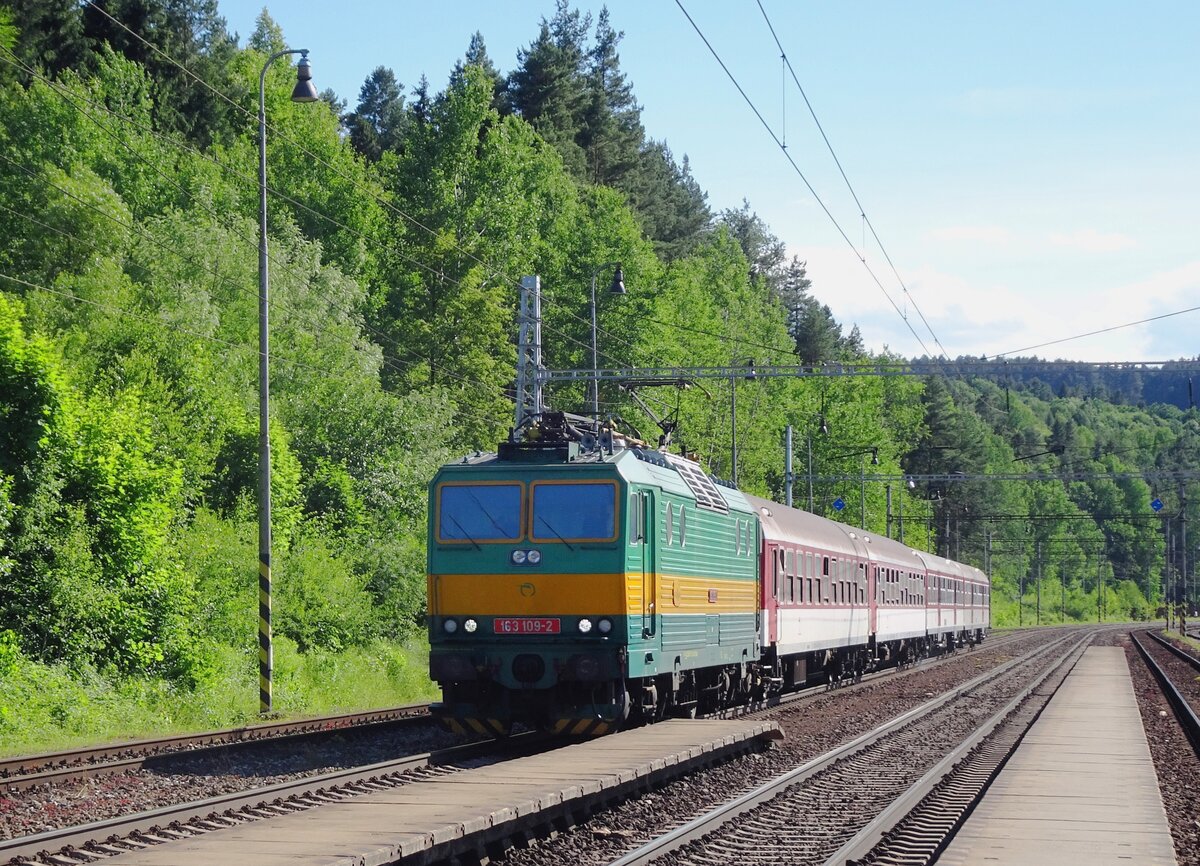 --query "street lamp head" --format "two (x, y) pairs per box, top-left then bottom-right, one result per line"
(291, 52), (319, 103)
(870, 447), (880, 465)
(818, 413), (829, 436)
(608, 264), (626, 295)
